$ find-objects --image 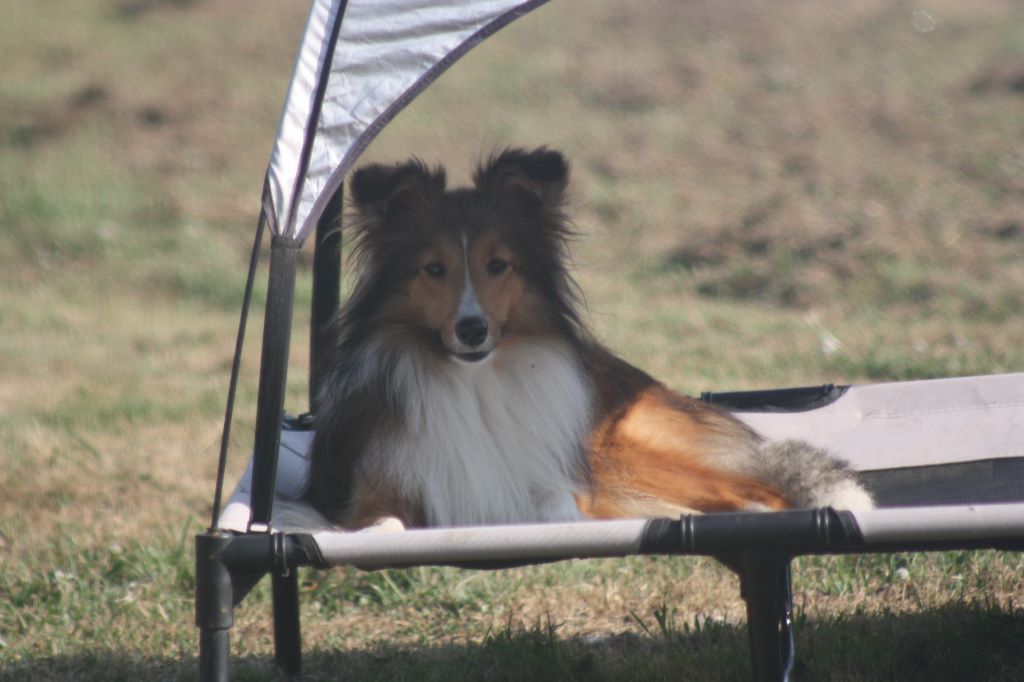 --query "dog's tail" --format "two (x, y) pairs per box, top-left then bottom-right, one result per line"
(749, 440), (875, 510)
